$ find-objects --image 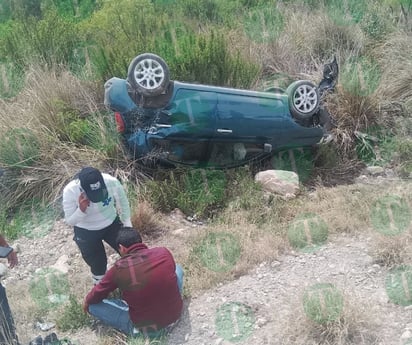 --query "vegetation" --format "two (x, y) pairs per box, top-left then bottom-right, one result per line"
(0, 0), (411, 343)
(57, 295), (91, 332)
